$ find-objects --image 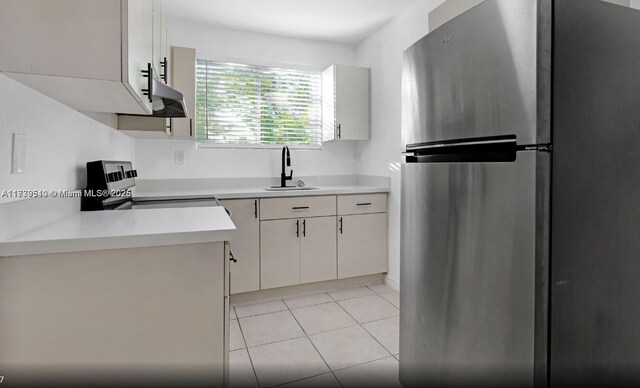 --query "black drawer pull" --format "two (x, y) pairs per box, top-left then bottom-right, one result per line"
(357, 202), (372, 206)
(292, 206), (310, 210)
